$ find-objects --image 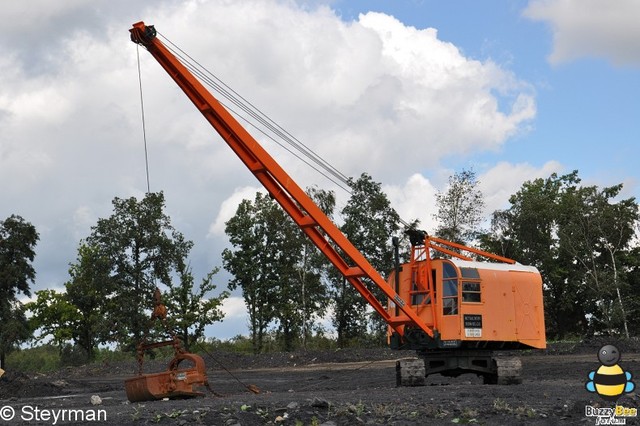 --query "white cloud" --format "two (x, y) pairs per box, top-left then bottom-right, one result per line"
(205, 296), (248, 339)
(71, 206), (96, 241)
(0, 0), (91, 34)
(0, 0), (539, 339)
(208, 186), (265, 237)
(383, 161), (562, 235)
(524, 0), (640, 66)
(479, 160), (563, 214)
(219, 296), (247, 319)
(384, 173), (439, 232)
